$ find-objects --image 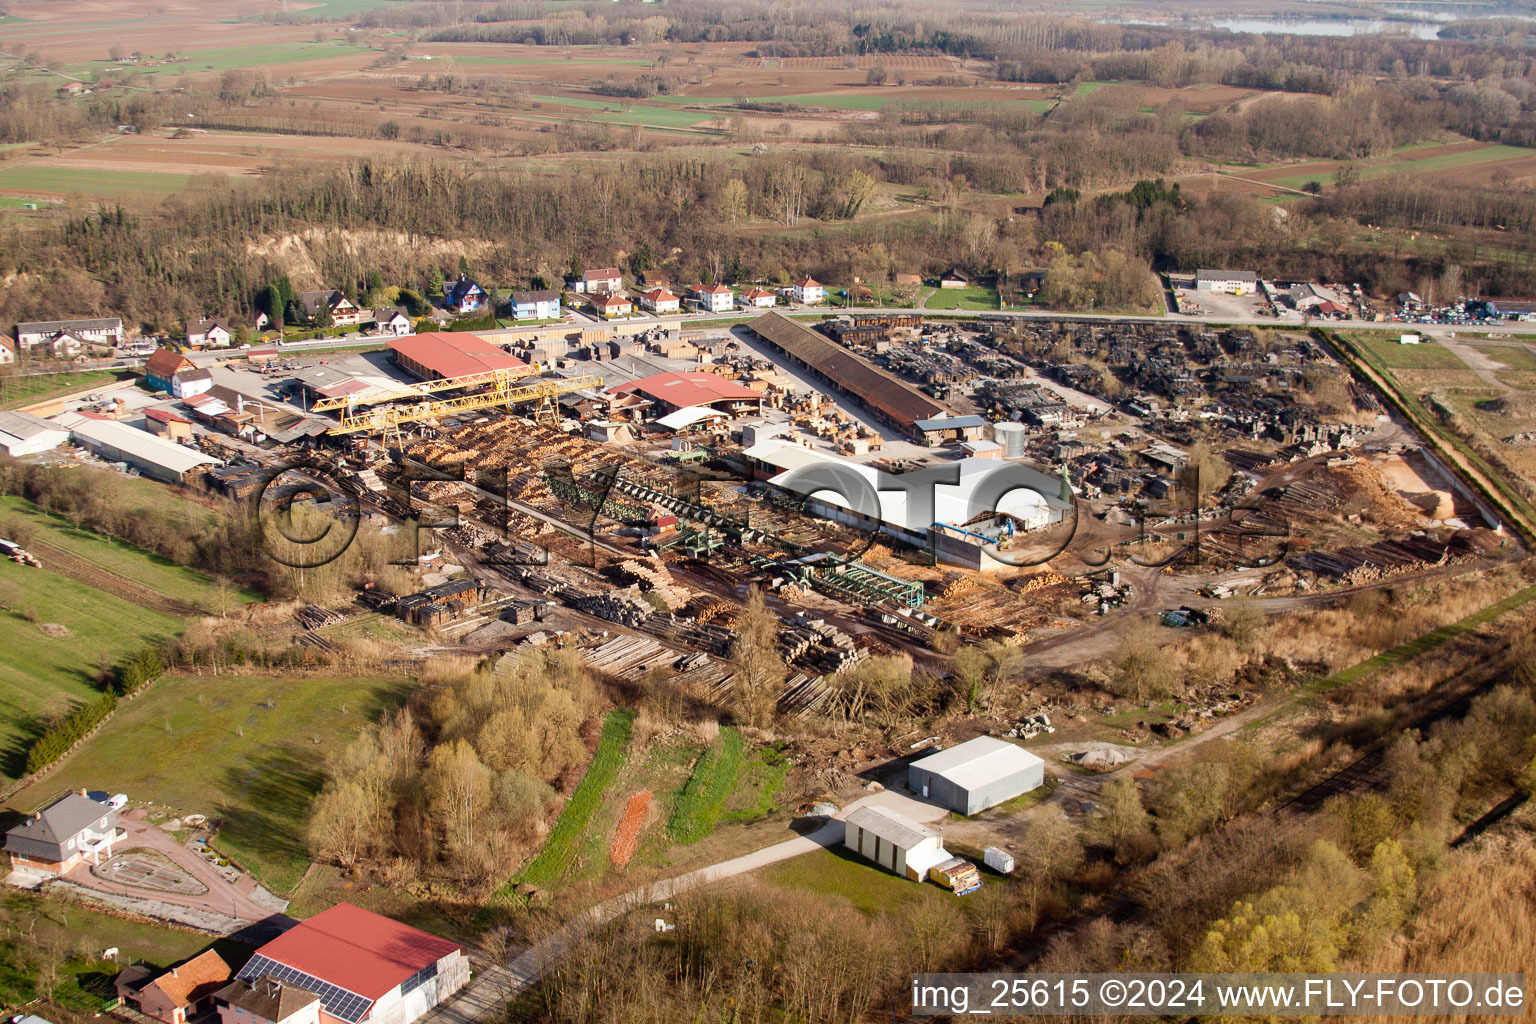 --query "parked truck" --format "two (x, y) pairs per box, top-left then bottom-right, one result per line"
(929, 856), (983, 896)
